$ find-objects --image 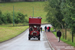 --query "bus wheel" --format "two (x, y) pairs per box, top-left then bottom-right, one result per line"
(38, 37), (40, 40)
(29, 36), (31, 40)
